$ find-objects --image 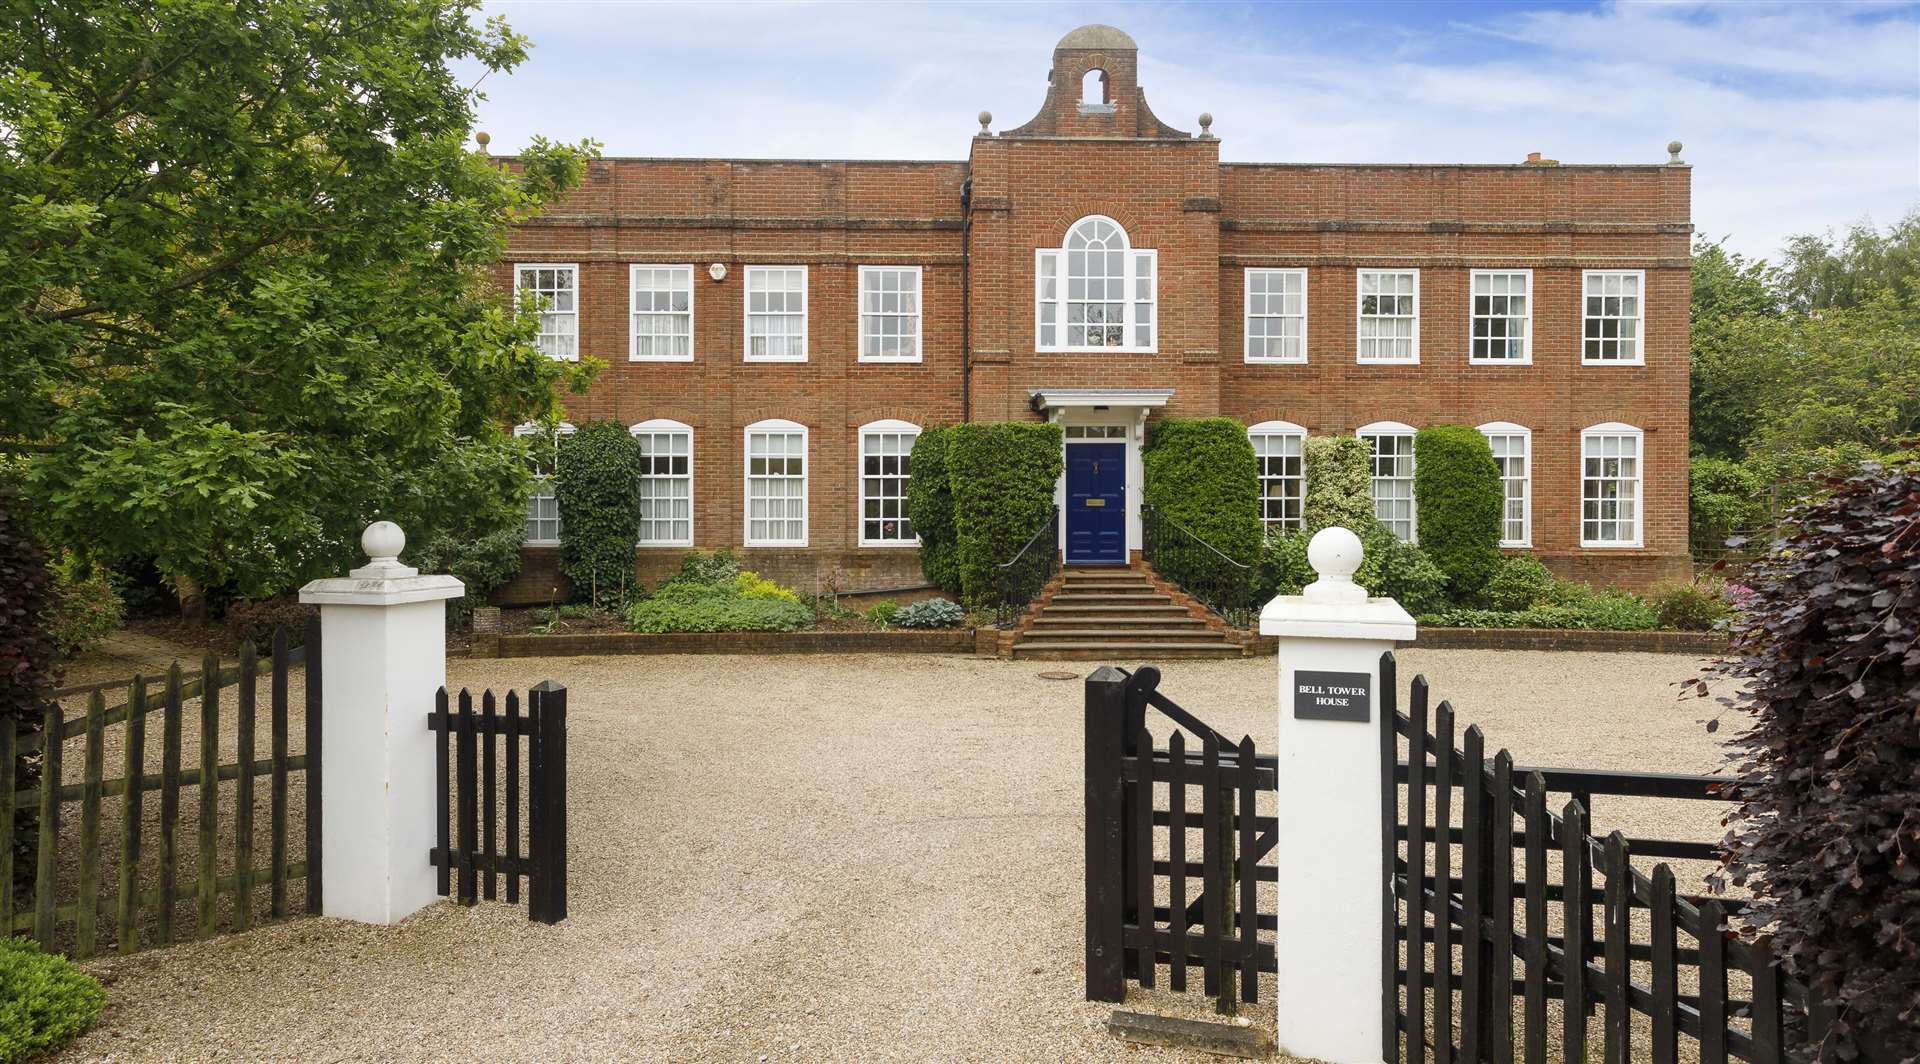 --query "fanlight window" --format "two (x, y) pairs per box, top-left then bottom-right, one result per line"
(1036, 216), (1157, 353)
